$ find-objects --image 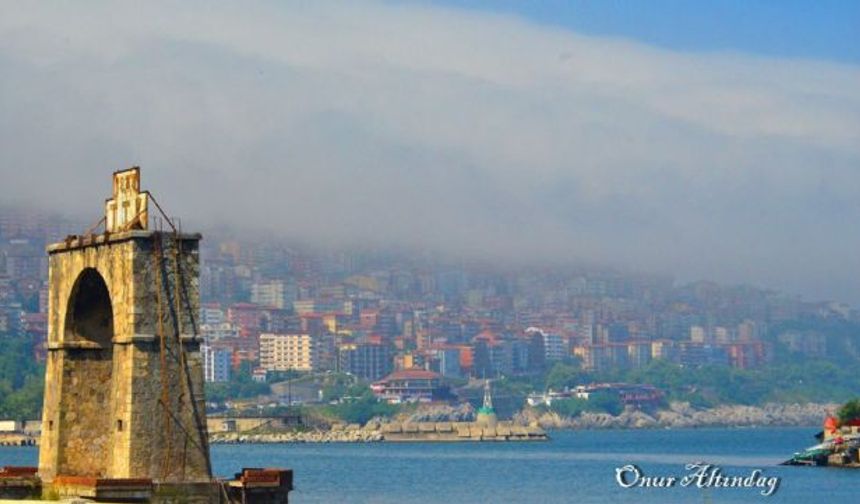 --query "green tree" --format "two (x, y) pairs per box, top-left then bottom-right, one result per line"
(205, 362), (269, 403)
(545, 362), (586, 391)
(587, 390), (623, 416)
(0, 335), (45, 420)
(838, 399), (860, 423)
(548, 398), (591, 417)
